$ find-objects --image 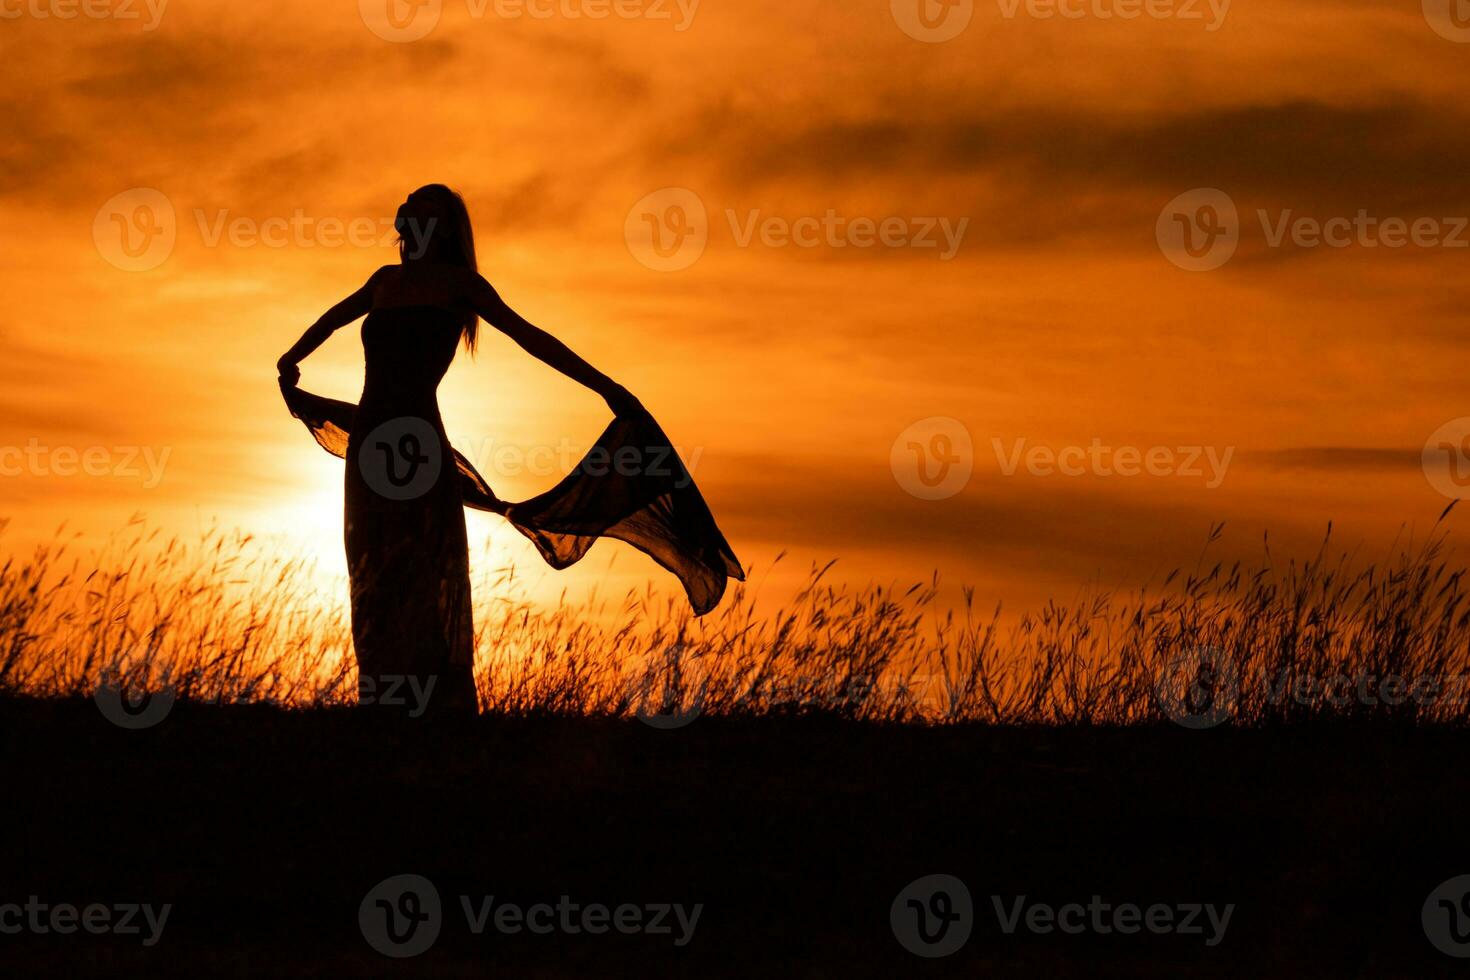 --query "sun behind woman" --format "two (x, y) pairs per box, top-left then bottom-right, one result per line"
(277, 184), (742, 716)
